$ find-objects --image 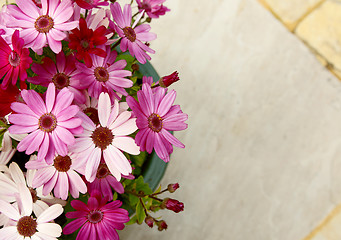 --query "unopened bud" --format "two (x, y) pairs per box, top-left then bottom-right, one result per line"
(157, 220), (168, 231)
(159, 71), (179, 88)
(146, 17), (152, 23)
(163, 198), (184, 213)
(145, 216), (154, 228)
(167, 183), (179, 193)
